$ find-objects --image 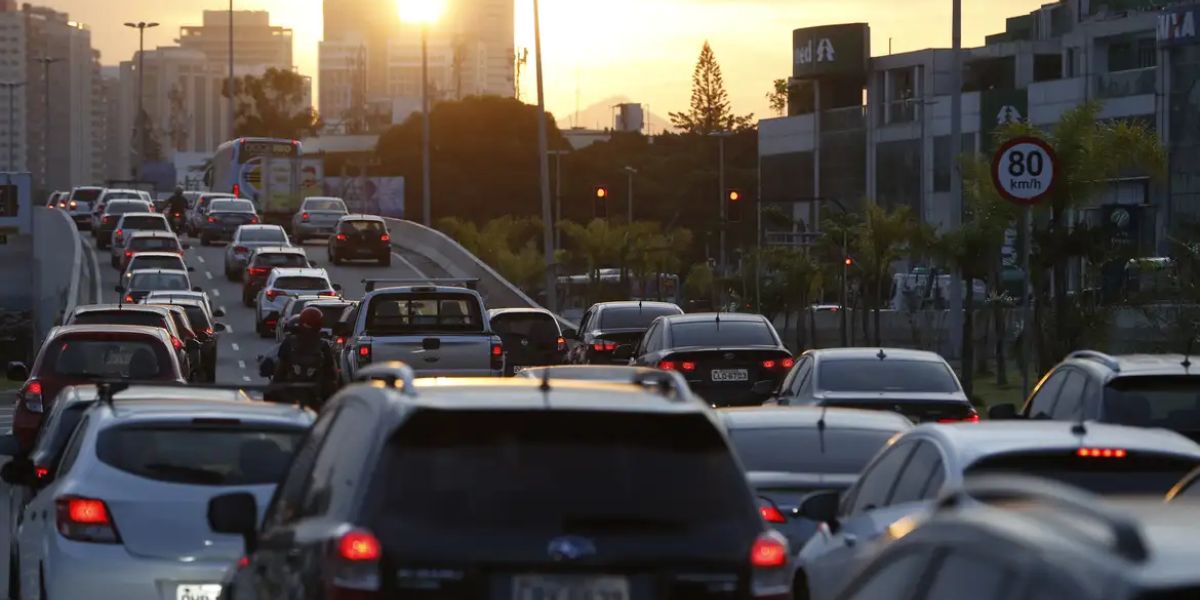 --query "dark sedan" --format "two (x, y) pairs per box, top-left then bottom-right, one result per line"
(567, 301), (684, 365)
(198, 198), (259, 244)
(488, 308), (567, 375)
(327, 215), (391, 265)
